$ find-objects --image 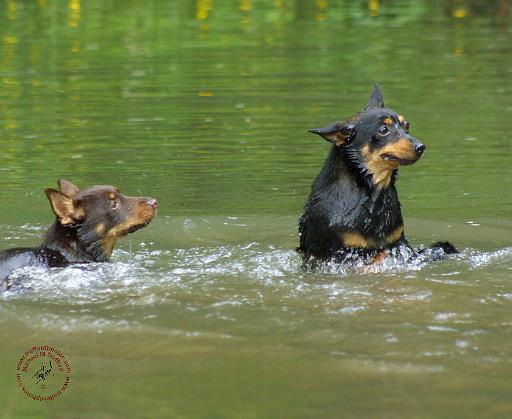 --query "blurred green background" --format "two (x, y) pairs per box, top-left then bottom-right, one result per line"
(1, 0), (510, 221)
